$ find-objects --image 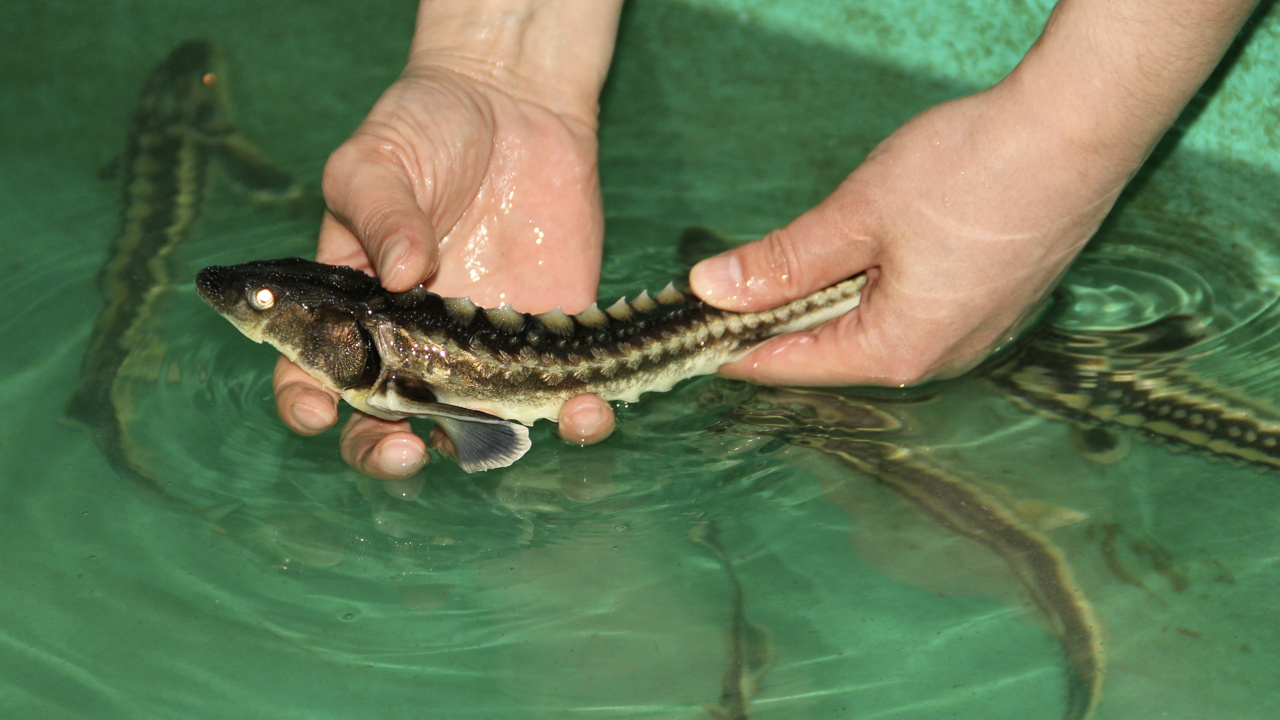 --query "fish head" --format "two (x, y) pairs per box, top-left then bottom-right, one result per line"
(136, 39), (233, 136)
(196, 258), (381, 390)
